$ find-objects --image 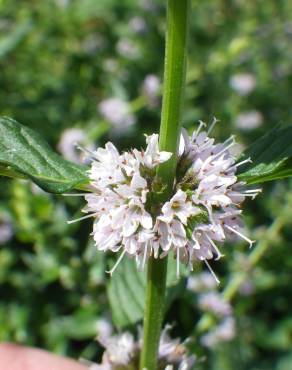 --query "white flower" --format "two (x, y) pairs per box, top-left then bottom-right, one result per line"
(68, 134), (171, 274)
(201, 317), (236, 348)
(100, 332), (136, 366)
(133, 133), (172, 169)
(98, 98), (135, 129)
(158, 326), (196, 369)
(142, 74), (161, 104)
(158, 220), (186, 251)
(116, 39), (139, 59)
(68, 119), (260, 279)
(159, 190), (200, 225)
(57, 128), (94, 164)
(129, 16), (147, 33)
(230, 73), (256, 95)
(187, 272), (217, 293)
(174, 120), (259, 278)
(198, 292), (232, 317)
(88, 325), (196, 370)
(235, 110), (263, 130)
(187, 270), (236, 350)
(0, 216), (13, 245)
(95, 319), (113, 343)
(140, 0), (158, 12)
